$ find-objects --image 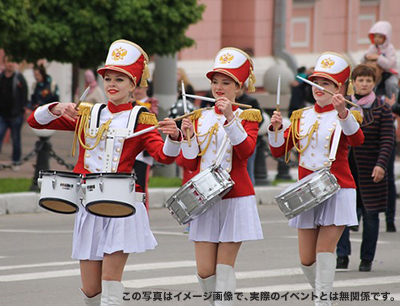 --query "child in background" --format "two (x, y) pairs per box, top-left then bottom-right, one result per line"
(362, 21), (399, 100)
